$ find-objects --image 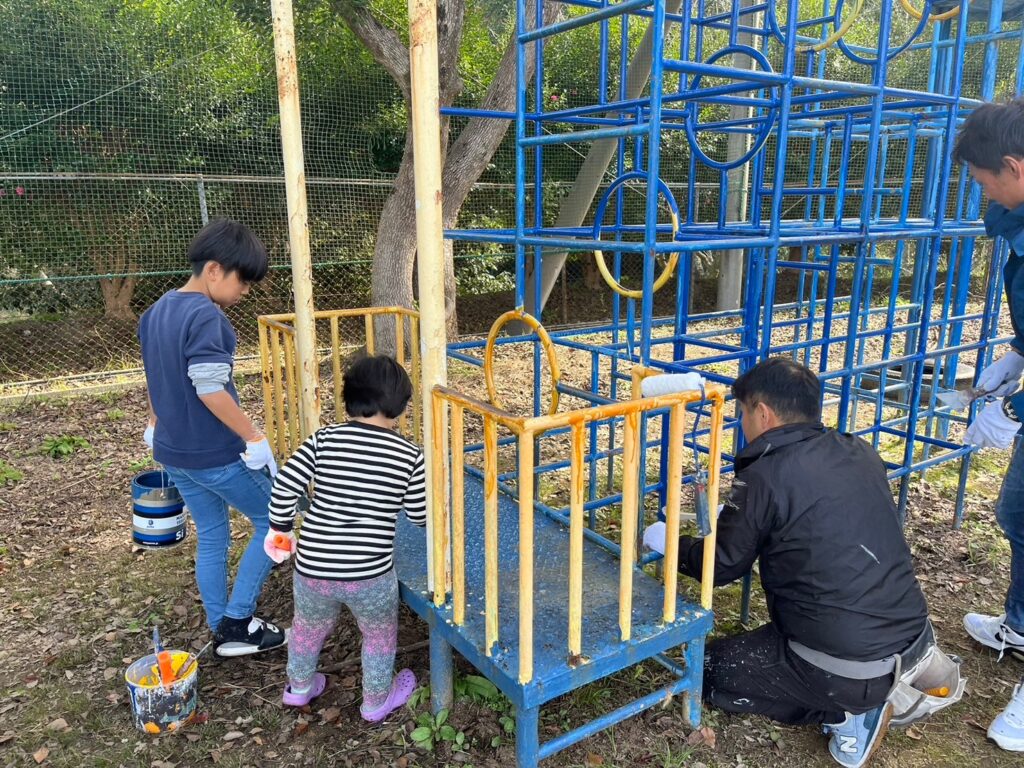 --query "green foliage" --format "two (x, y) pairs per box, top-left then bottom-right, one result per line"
(410, 708), (467, 753)
(0, 422), (16, 432)
(42, 435), (91, 458)
(0, 460), (24, 484)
